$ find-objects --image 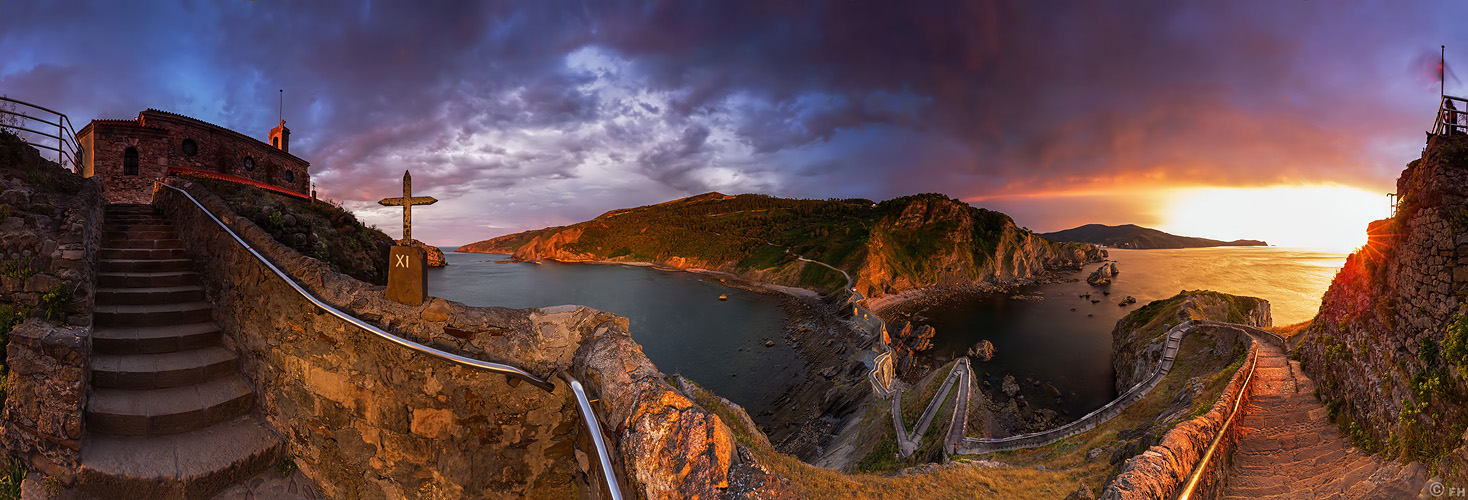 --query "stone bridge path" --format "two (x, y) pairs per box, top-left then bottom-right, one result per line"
(1222, 336), (1426, 499)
